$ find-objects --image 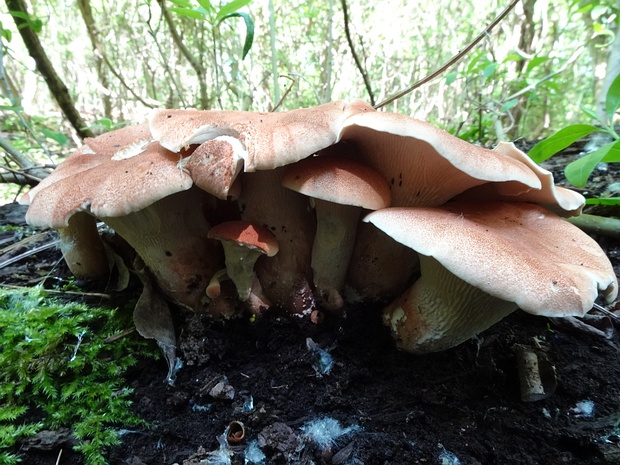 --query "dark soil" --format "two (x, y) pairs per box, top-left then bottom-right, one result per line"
(2, 150), (620, 465)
